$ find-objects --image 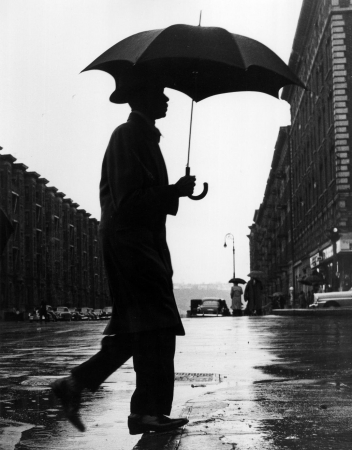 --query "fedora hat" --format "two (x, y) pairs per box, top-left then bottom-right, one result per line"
(110, 67), (164, 104)
(109, 68), (148, 104)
